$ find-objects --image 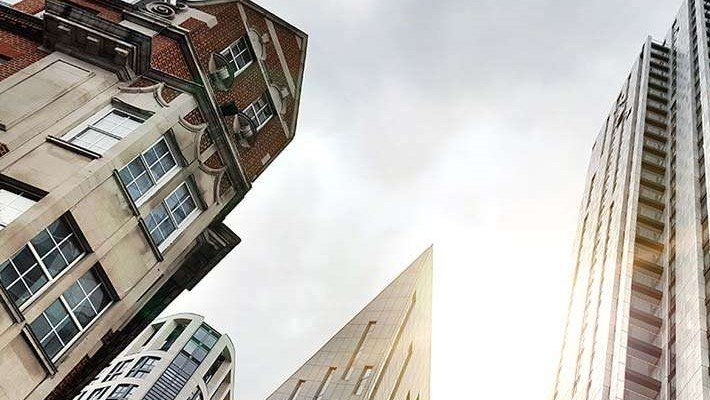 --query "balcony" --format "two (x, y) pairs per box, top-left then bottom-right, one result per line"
(640, 169), (665, 190)
(637, 206), (664, 229)
(636, 224), (664, 249)
(645, 125), (667, 141)
(625, 367), (662, 400)
(642, 152), (666, 172)
(632, 269), (662, 293)
(643, 138), (666, 155)
(648, 87), (668, 101)
(645, 113), (667, 129)
(647, 99), (668, 112)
